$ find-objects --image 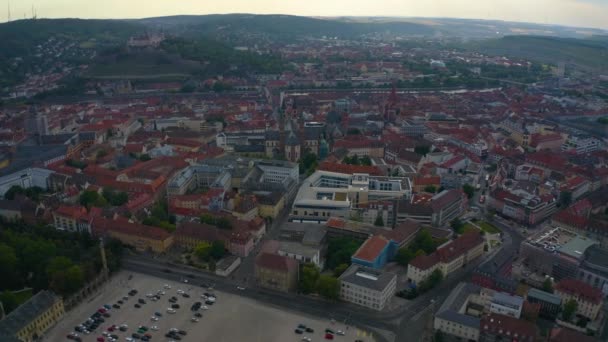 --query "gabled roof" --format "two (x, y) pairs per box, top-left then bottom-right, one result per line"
(352, 235), (390, 262)
(0, 290), (60, 337)
(481, 314), (537, 340)
(256, 252), (298, 272)
(555, 278), (603, 304)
